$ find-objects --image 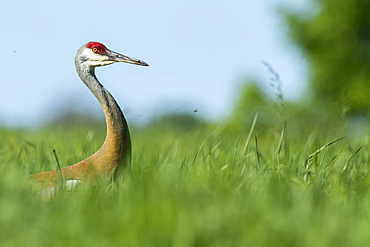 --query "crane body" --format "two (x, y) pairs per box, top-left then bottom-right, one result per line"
(30, 42), (148, 187)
